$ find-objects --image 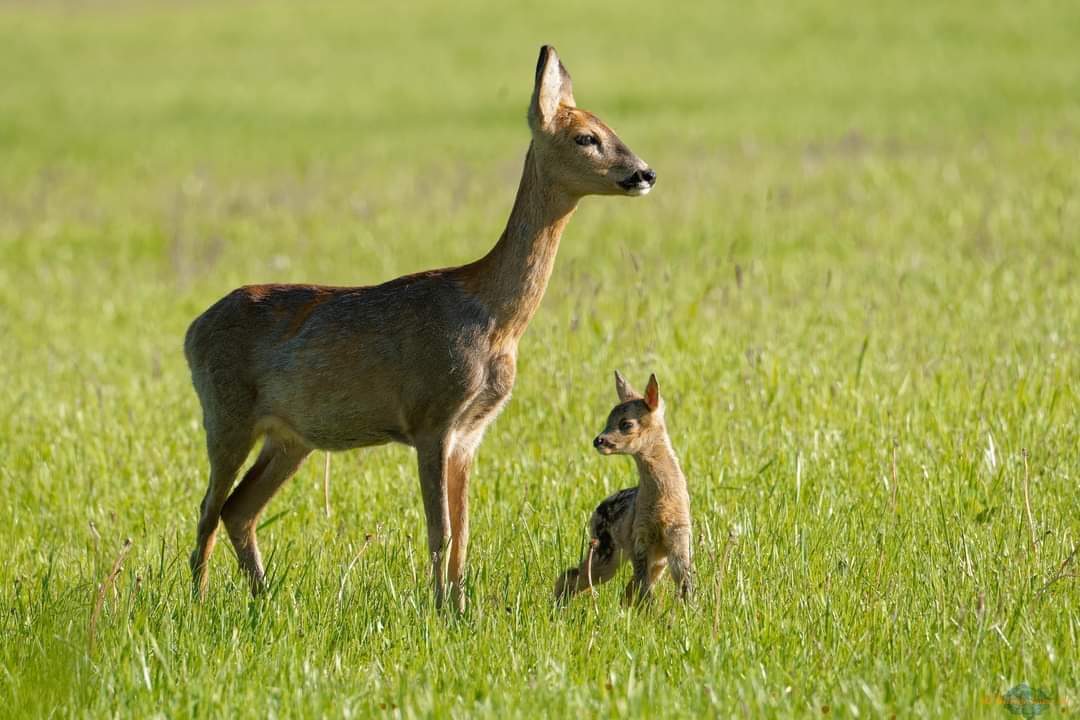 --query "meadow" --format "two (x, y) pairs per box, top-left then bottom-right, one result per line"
(0, 1), (1077, 717)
